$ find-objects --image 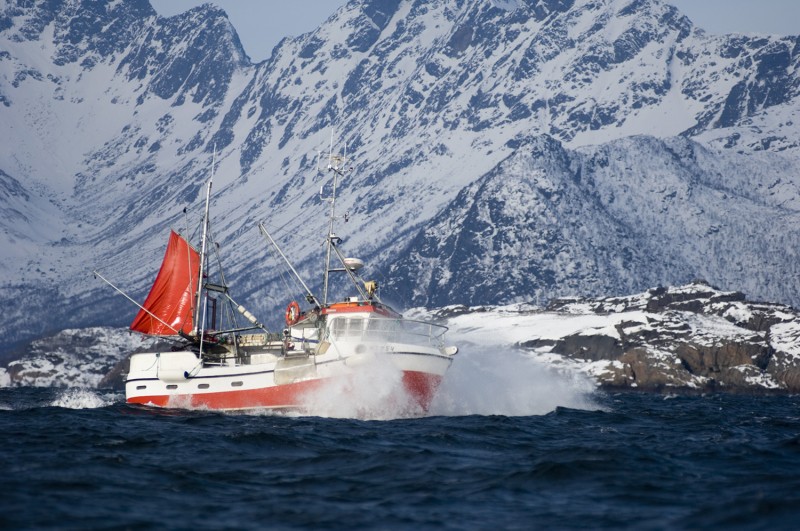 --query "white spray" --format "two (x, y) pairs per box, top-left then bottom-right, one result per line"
(428, 345), (600, 417)
(50, 388), (118, 409)
(290, 344), (599, 420)
(298, 352), (424, 420)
